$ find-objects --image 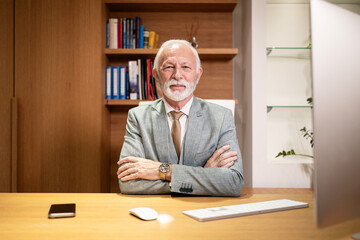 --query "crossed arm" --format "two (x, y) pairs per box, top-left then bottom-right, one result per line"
(117, 104), (244, 196)
(117, 144), (237, 182)
(117, 143), (243, 196)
